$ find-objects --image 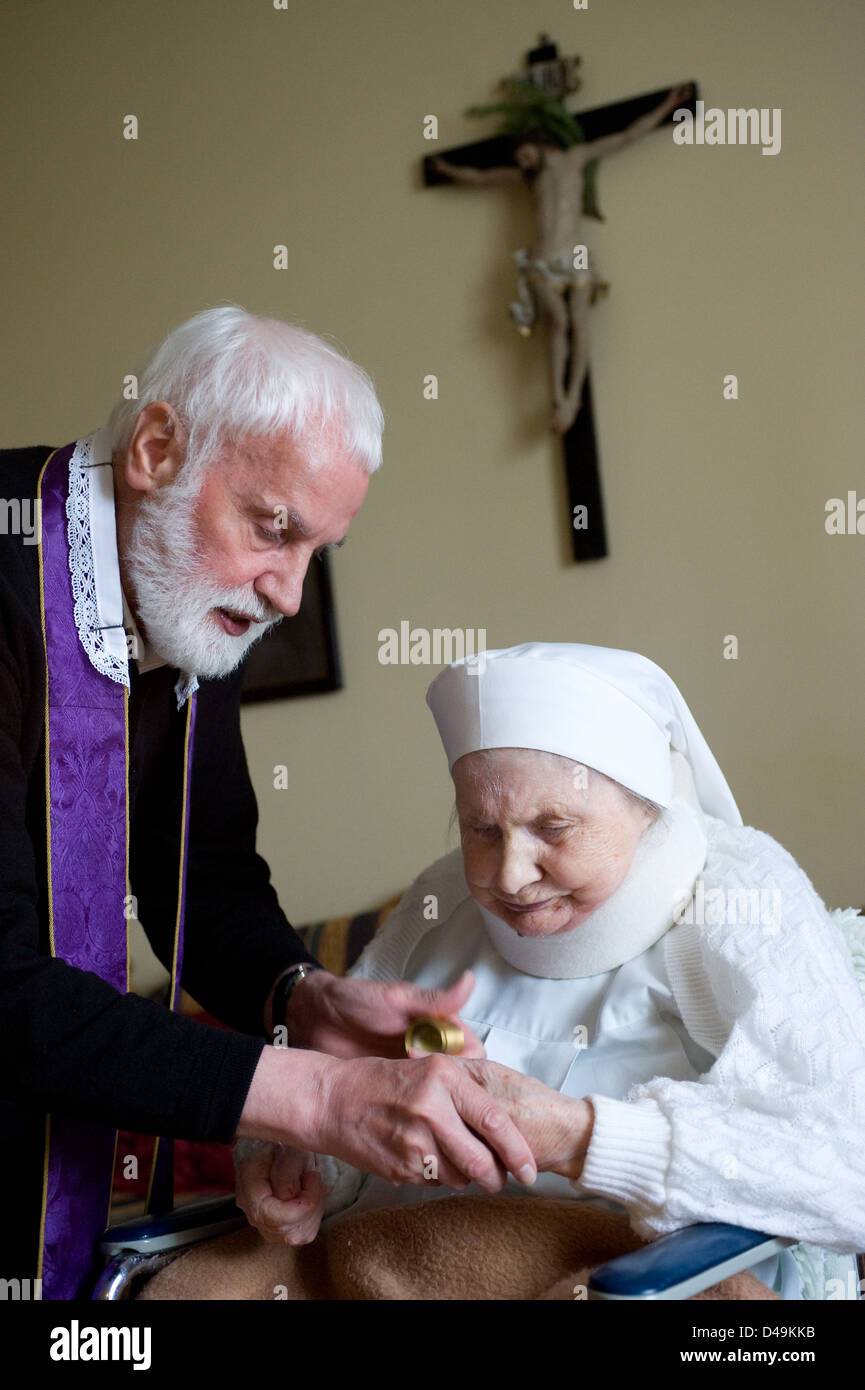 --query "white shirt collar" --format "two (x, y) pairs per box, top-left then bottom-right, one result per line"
(80, 426), (198, 707)
(120, 586), (164, 677)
